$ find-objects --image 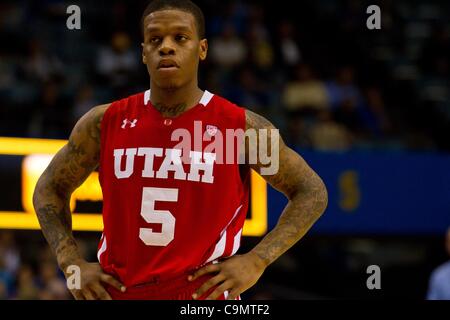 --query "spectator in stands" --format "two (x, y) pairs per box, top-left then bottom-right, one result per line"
(326, 66), (373, 138)
(0, 257), (13, 299)
(38, 261), (70, 300)
(285, 116), (308, 148)
(276, 20), (302, 68)
(15, 265), (39, 300)
(207, 0), (249, 37)
(364, 86), (392, 137)
(96, 31), (140, 95)
(226, 68), (270, 113)
(427, 227), (450, 300)
(71, 84), (99, 126)
(23, 39), (64, 83)
(210, 23), (247, 69)
(245, 5), (273, 72)
(246, 23), (274, 72)
(28, 80), (70, 139)
(282, 63), (329, 113)
(309, 110), (352, 151)
(0, 231), (20, 276)
(326, 66), (363, 112)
